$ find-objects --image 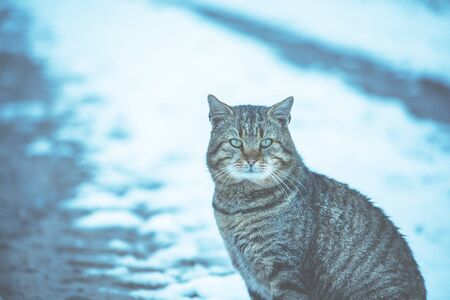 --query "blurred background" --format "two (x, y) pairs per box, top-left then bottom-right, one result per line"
(0, 0), (449, 299)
